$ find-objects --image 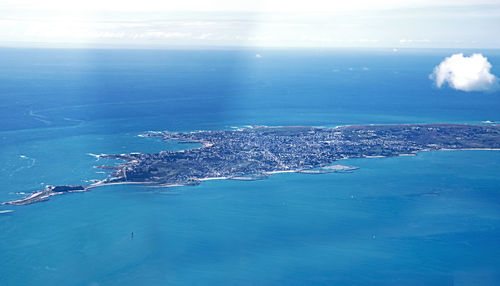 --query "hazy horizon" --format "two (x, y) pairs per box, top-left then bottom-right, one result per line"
(1, 0), (500, 49)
